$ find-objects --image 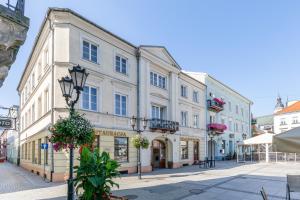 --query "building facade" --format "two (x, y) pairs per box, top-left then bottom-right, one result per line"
(17, 8), (206, 181)
(274, 101), (300, 134)
(186, 72), (252, 160)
